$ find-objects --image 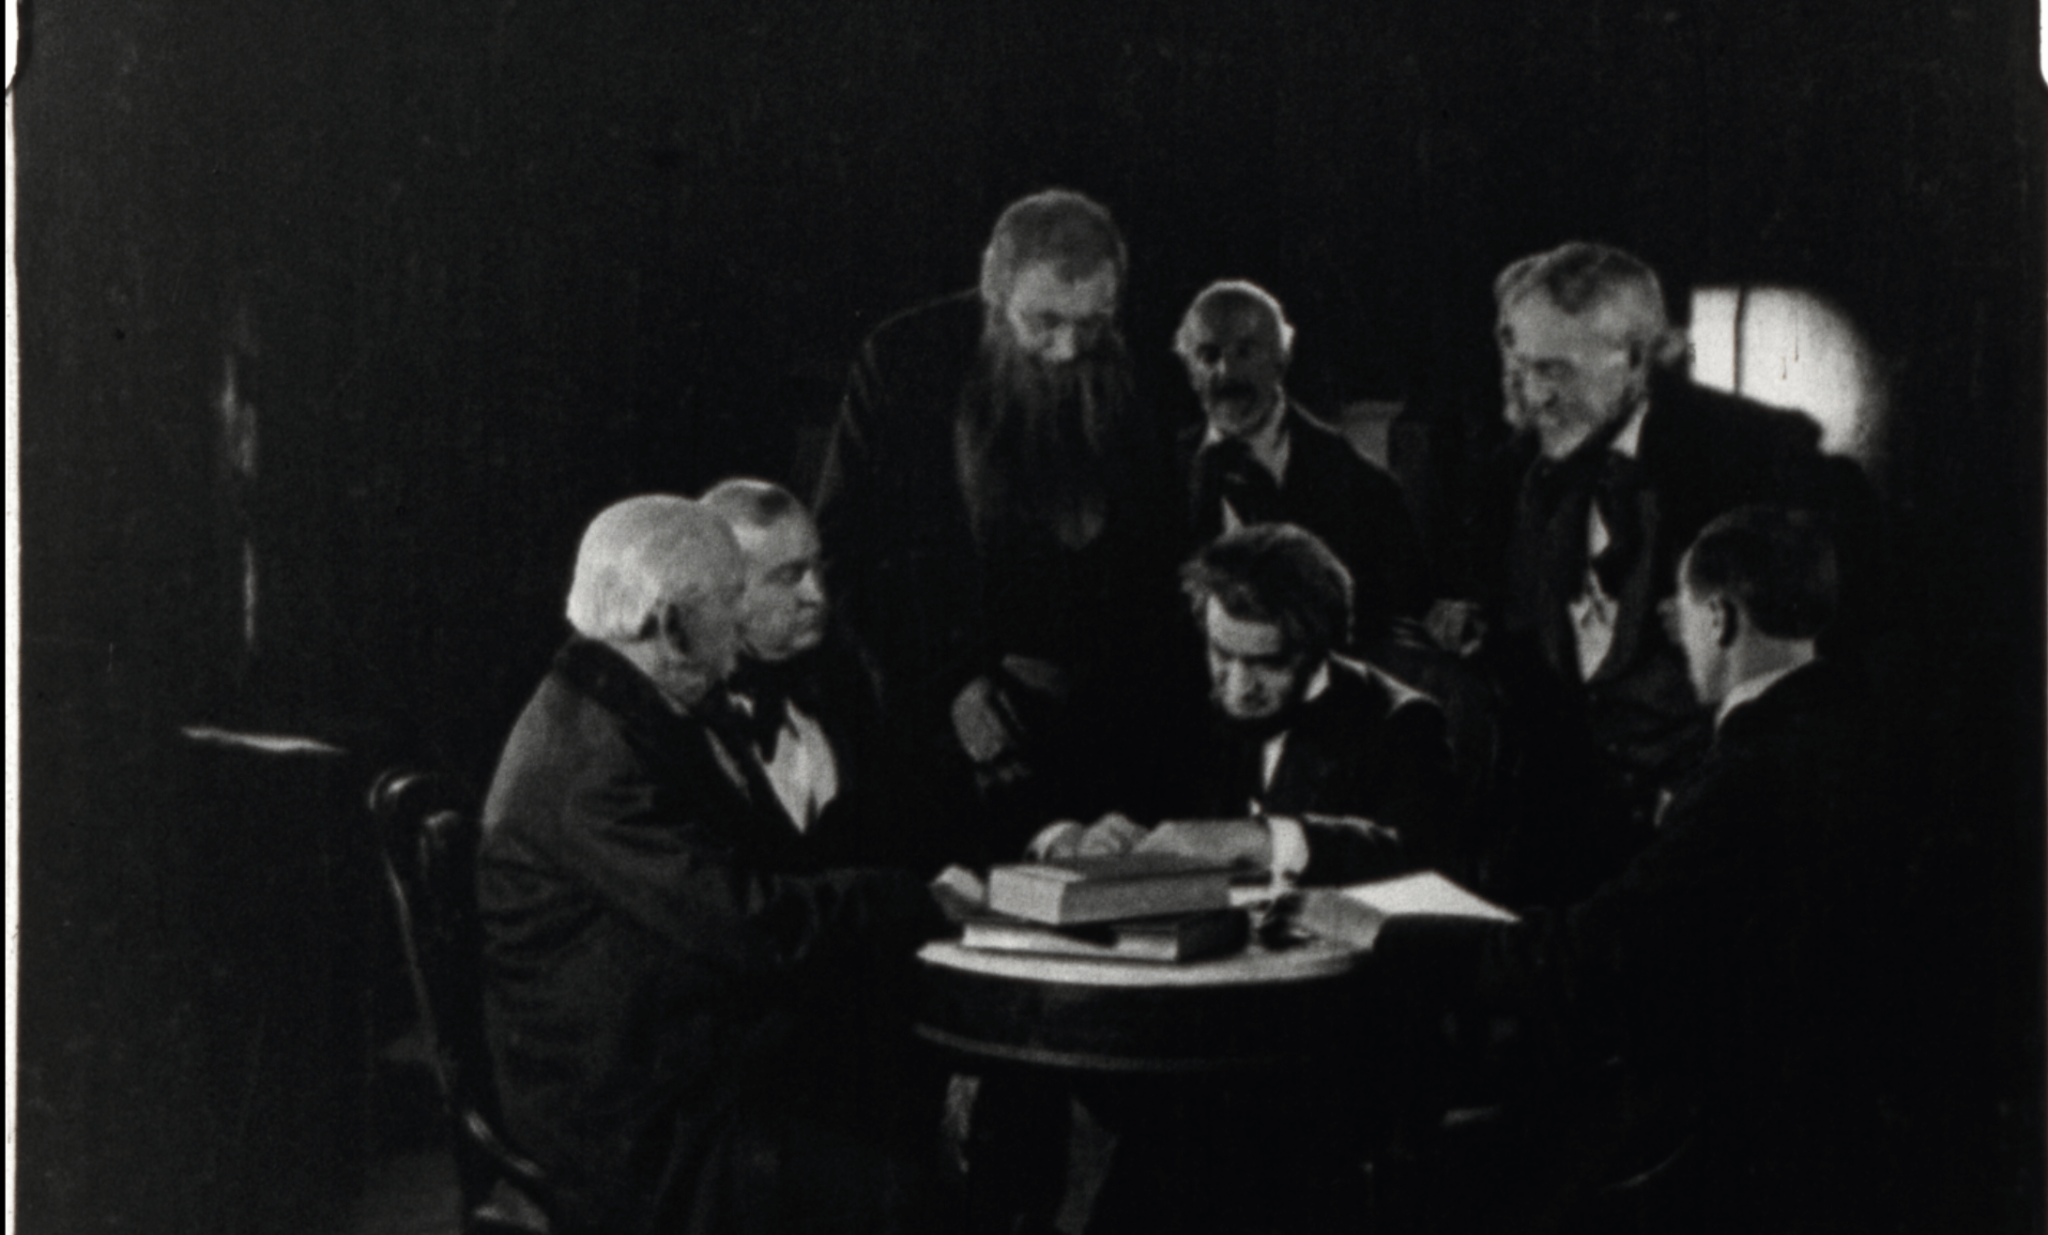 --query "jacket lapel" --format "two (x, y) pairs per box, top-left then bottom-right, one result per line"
(1264, 662), (1382, 811)
(1587, 403), (1677, 685)
(1589, 481), (1666, 685)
